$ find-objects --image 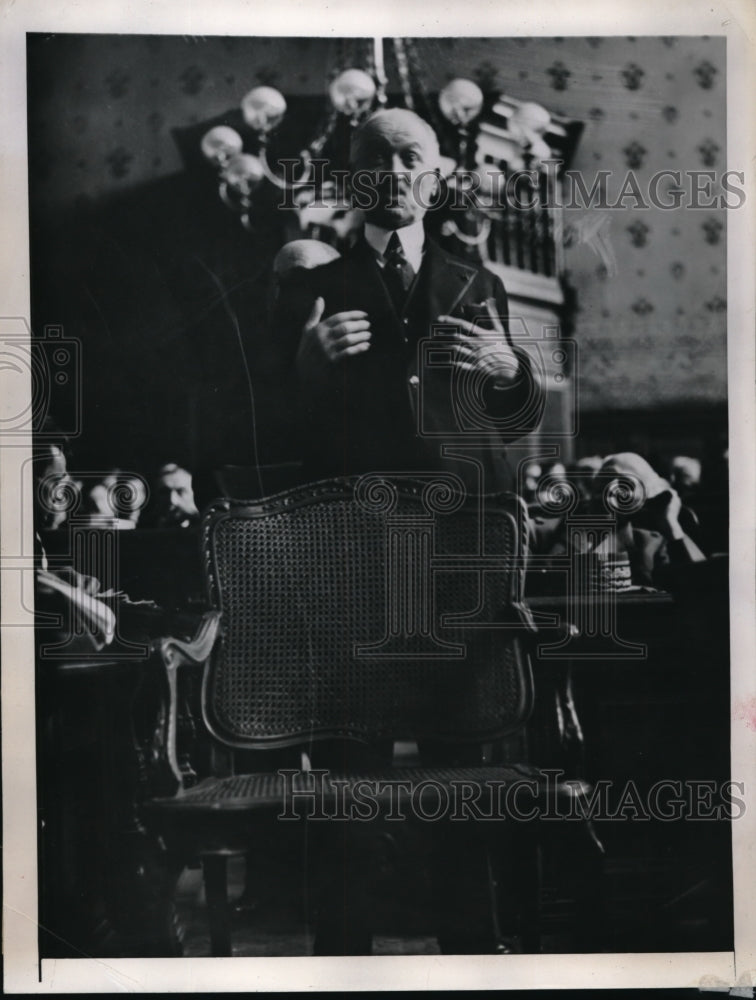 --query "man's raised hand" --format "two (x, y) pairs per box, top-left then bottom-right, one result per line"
(296, 297), (371, 374)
